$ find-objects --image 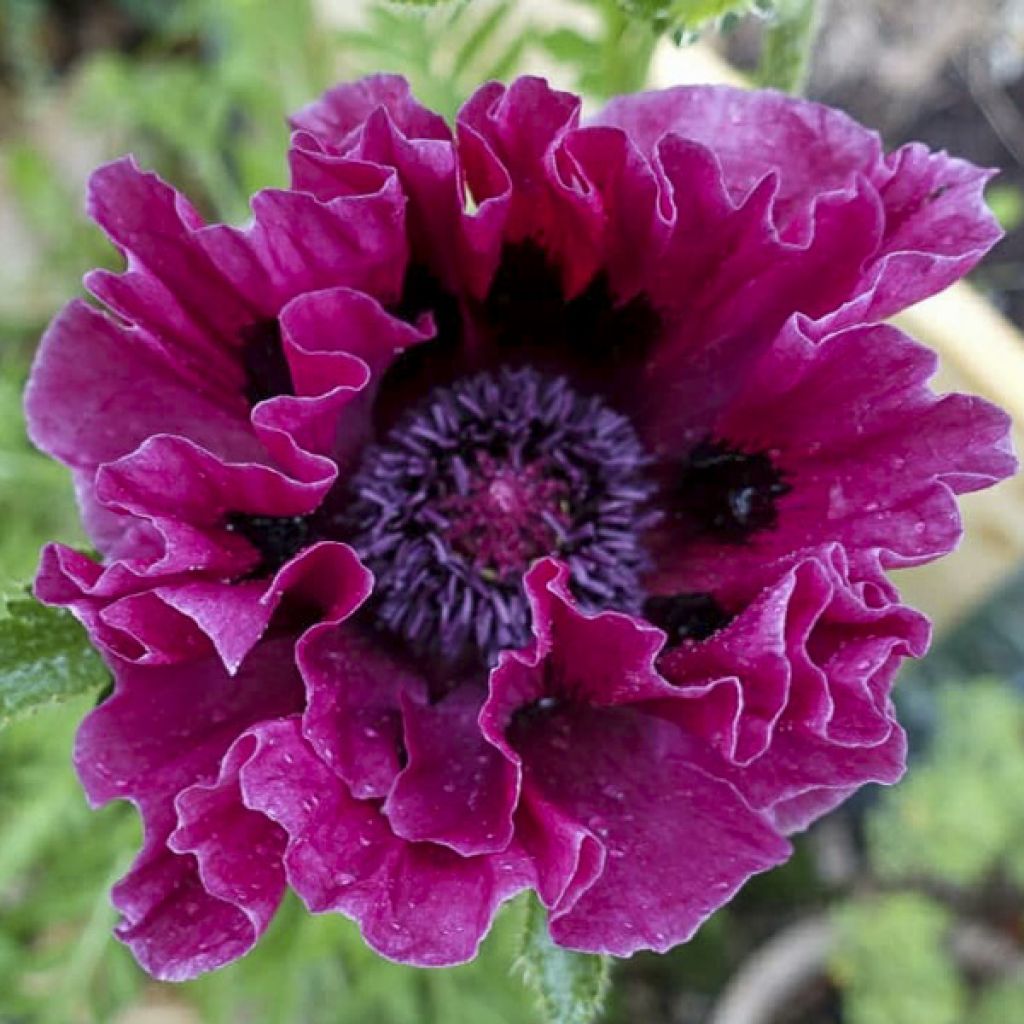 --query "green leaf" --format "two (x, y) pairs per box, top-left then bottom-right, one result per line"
(517, 898), (610, 1024)
(0, 598), (108, 728)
